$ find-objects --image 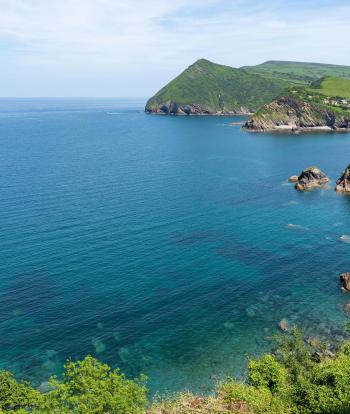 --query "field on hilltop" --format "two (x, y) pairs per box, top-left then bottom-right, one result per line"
(310, 76), (350, 99)
(242, 61), (350, 85)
